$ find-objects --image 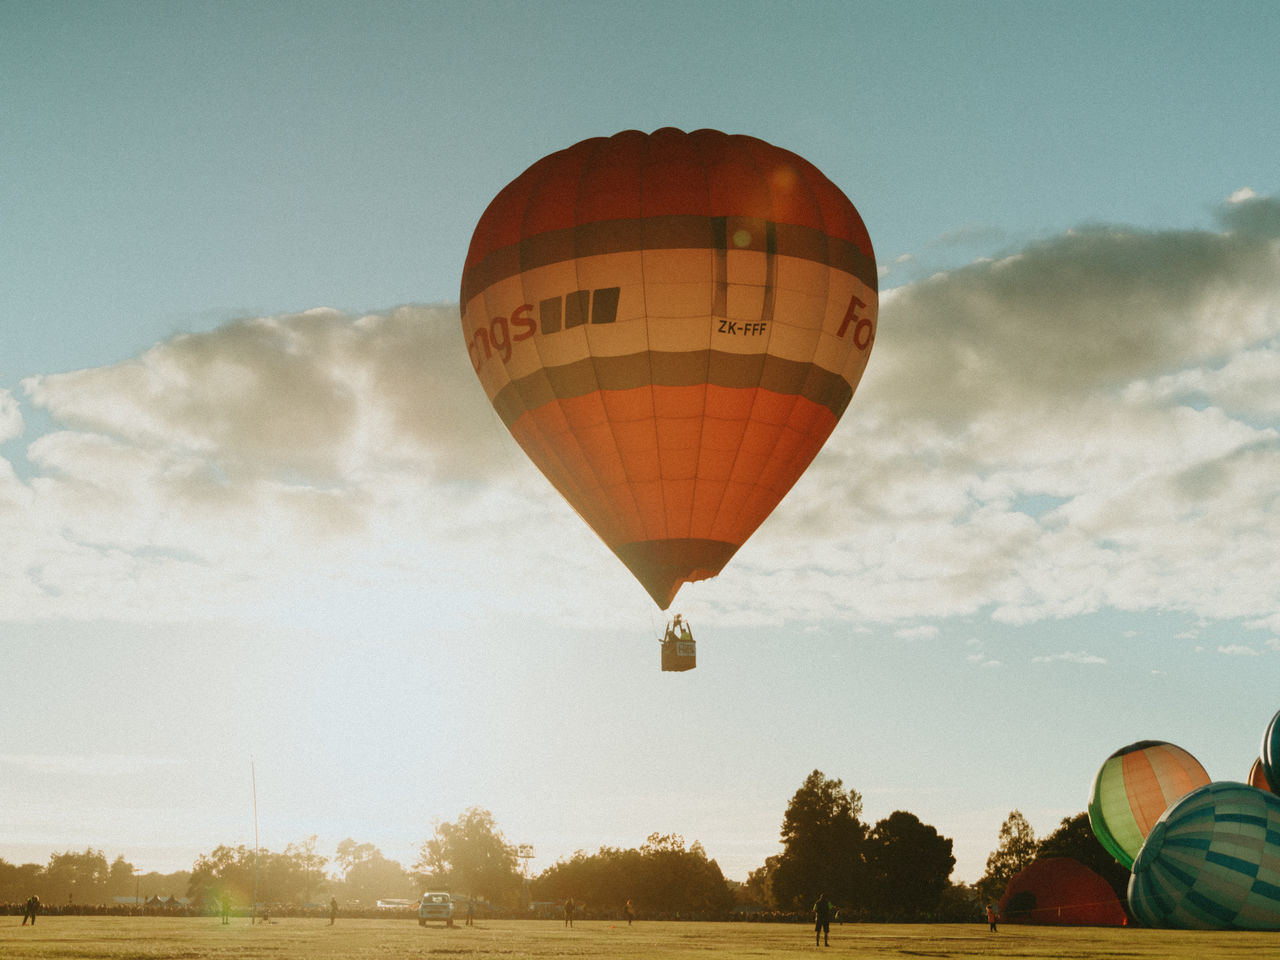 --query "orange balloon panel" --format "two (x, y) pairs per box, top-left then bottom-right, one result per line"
(460, 128), (877, 608)
(1250, 757), (1273, 793)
